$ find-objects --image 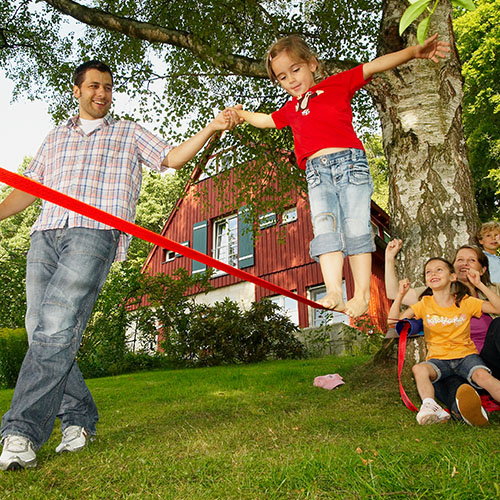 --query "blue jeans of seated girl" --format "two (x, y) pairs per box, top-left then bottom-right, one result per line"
(1, 227), (119, 451)
(306, 148), (375, 261)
